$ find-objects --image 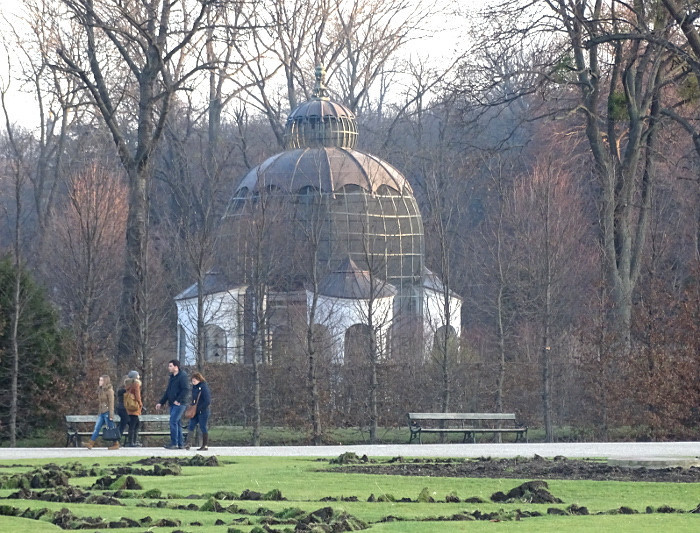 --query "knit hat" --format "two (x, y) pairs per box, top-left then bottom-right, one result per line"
(128, 370), (139, 379)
